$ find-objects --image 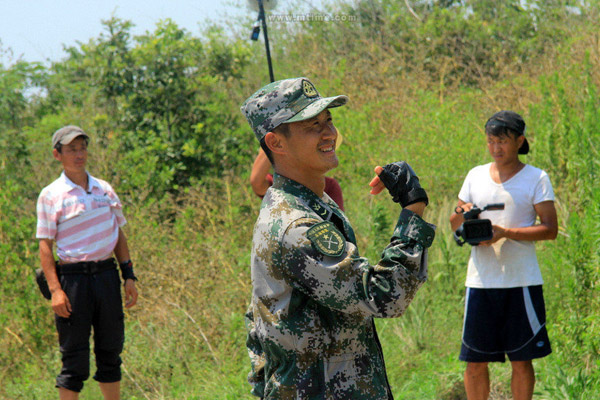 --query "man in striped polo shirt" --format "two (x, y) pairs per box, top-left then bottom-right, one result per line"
(37, 125), (138, 400)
